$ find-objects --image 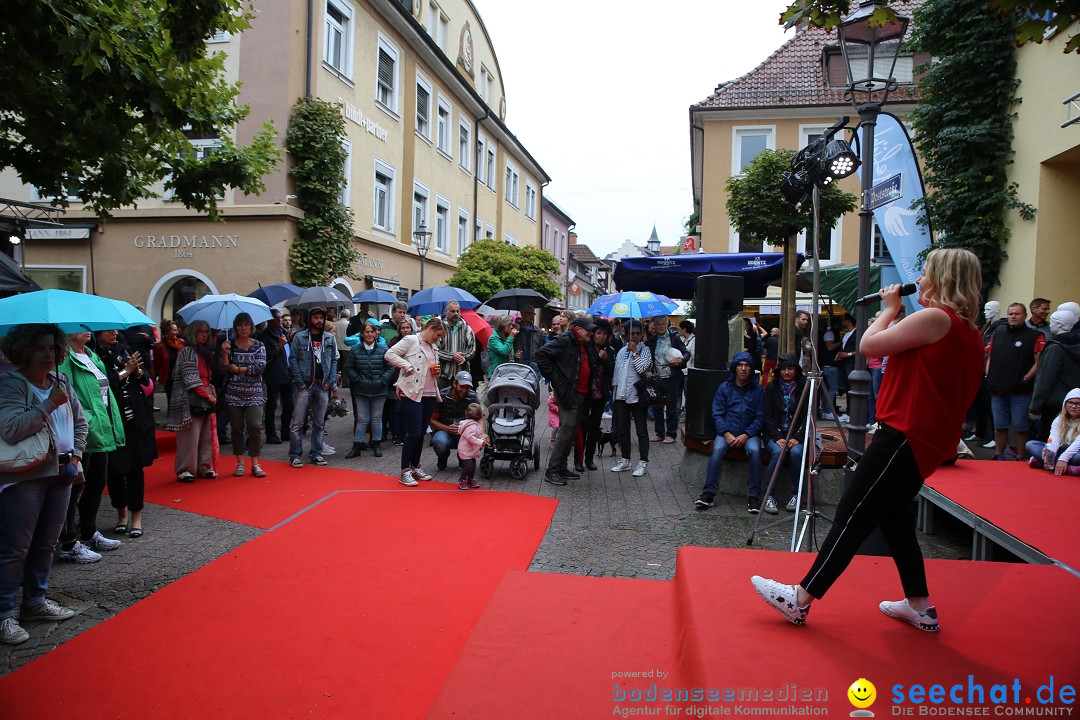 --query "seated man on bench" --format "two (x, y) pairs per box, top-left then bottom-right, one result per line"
(695, 351), (768, 514)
